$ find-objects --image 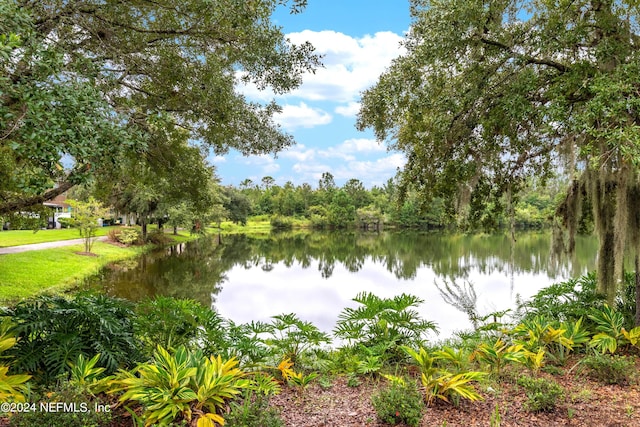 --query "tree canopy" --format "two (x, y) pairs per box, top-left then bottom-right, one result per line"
(357, 0), (640, 303)
(1, 0), (319, 214)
